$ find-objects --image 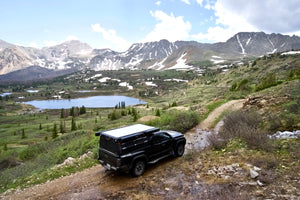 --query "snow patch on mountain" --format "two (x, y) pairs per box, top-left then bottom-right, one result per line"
(148, 57), (167, 70)
(236, 35), (245, 55)
(168, 53), (193, 70)
(211, 59), (226, 64)
(246, 37), (252, 46)
(281, 51), (300, 55)
(145, 81), (157, 87)
(98, 77), (111, 82)
(119, 82), (133, 90)
(267, 37), (277, 54)
(164, 78), (188, 83)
